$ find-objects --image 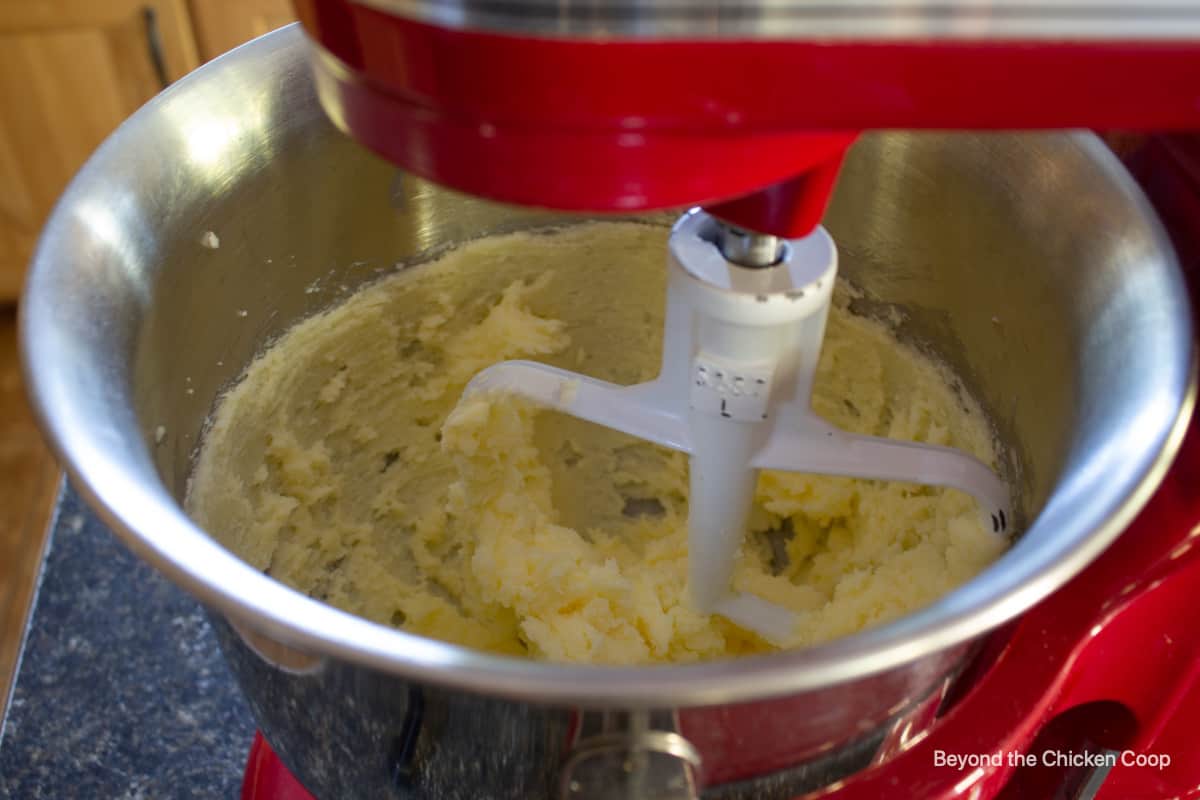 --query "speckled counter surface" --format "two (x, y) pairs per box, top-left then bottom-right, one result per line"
(0, 483), (255, 798)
